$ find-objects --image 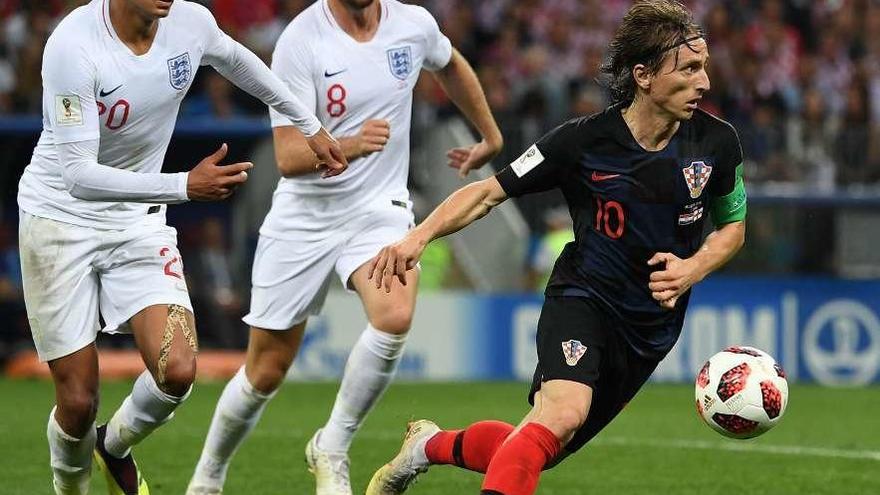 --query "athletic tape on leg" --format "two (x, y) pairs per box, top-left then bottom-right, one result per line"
(157, 304), (196, 386)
